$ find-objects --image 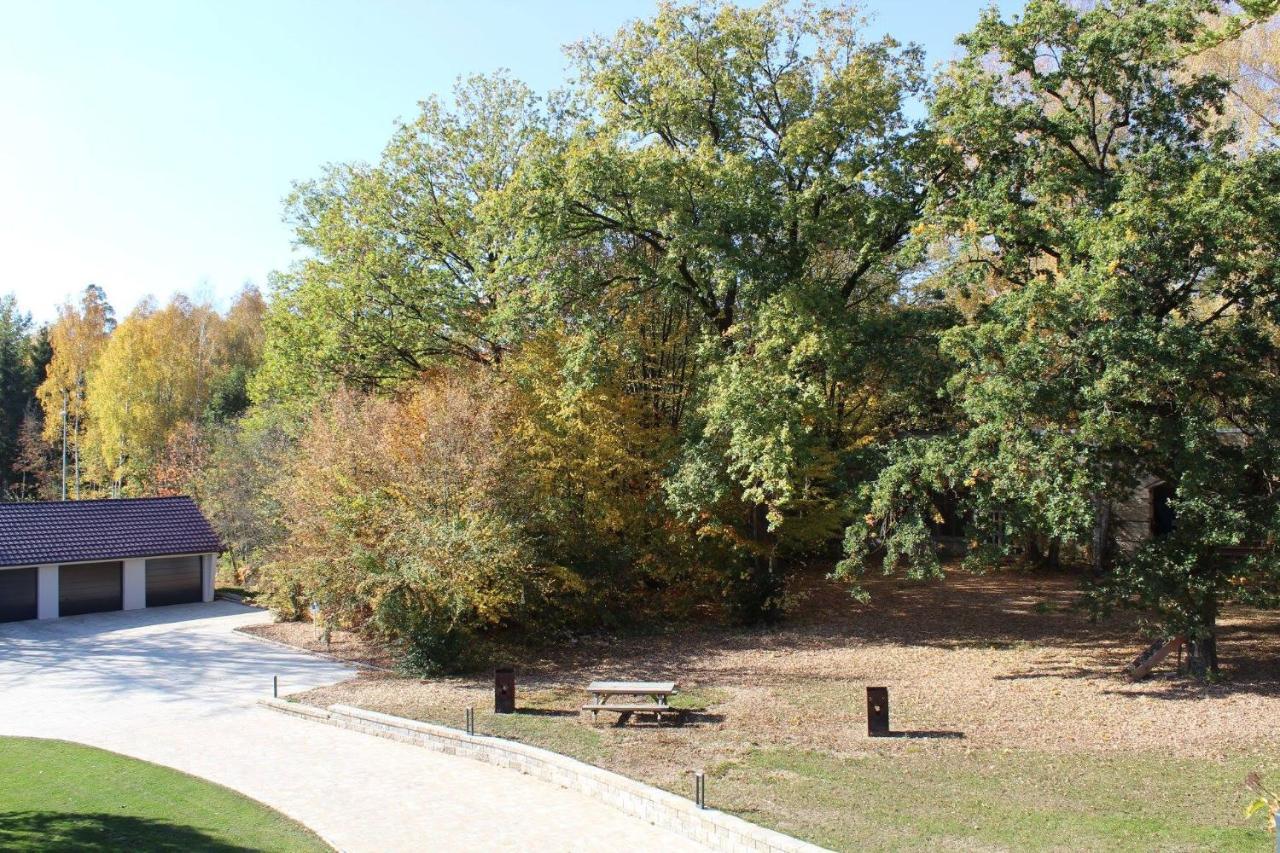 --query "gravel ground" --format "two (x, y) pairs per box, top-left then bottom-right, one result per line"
(269, 569), (1280, 765)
